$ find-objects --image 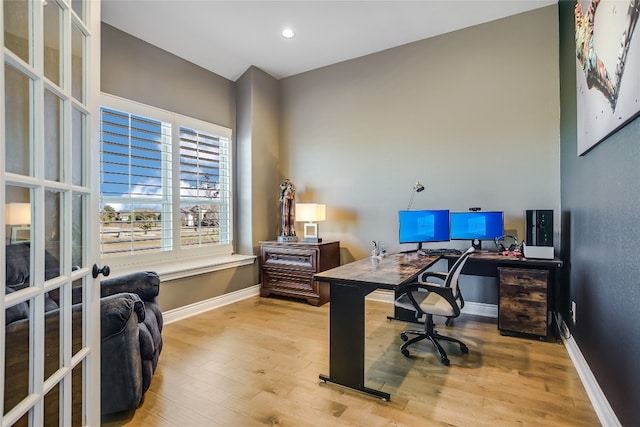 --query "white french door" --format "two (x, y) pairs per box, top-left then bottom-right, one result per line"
(2, 0), (100, 426)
